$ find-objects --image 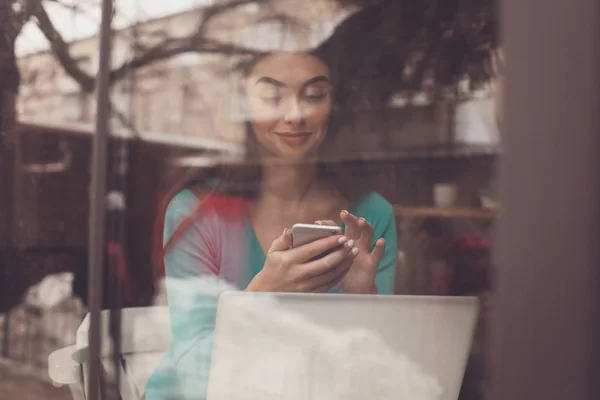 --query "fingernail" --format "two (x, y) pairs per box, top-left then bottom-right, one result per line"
(352, 247), (359, 256)
(359, 217), (366, 222)
(315, 221), (322, 225)
(283, 228), (288, 236)
(347, 239), (355, 248)
(338, 236), (348, 244)
(342, 210), (348, 215)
